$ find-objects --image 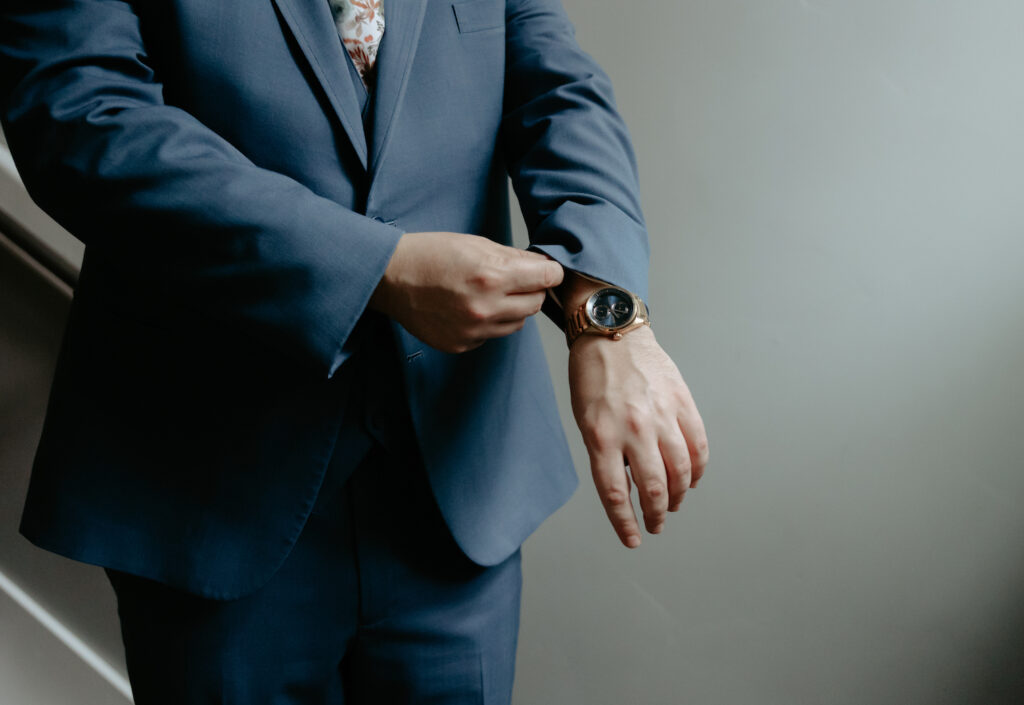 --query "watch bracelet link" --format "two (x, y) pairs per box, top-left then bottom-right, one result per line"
(565, 305), (591, 348)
